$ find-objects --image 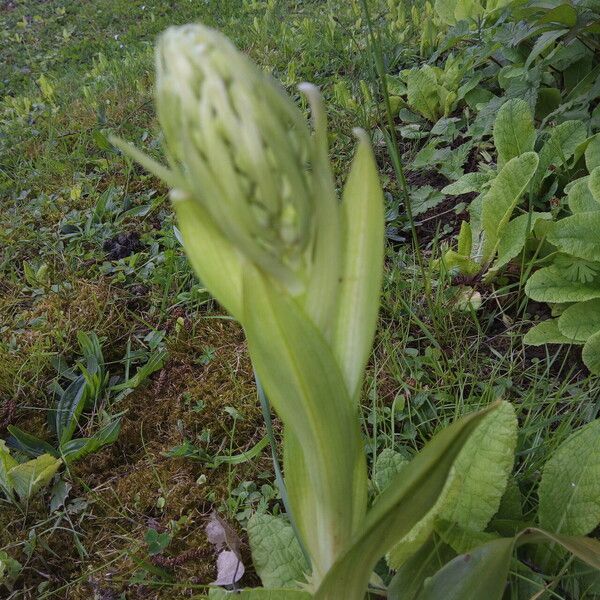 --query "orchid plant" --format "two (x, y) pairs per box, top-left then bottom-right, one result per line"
(112, 25), (600, 600)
